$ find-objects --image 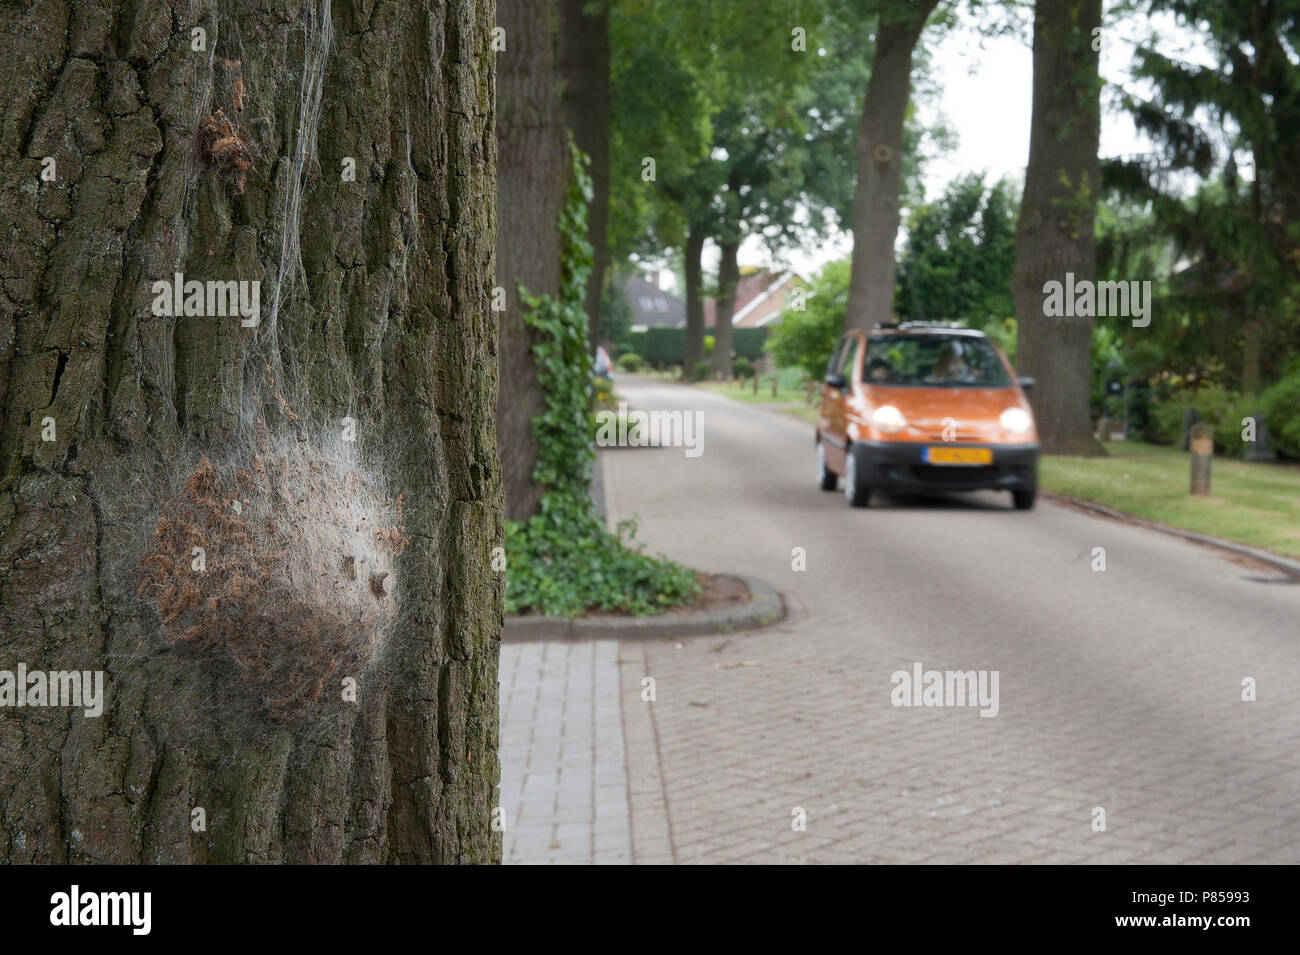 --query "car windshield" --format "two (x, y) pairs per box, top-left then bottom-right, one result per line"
(864, 335), (1011, 387)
